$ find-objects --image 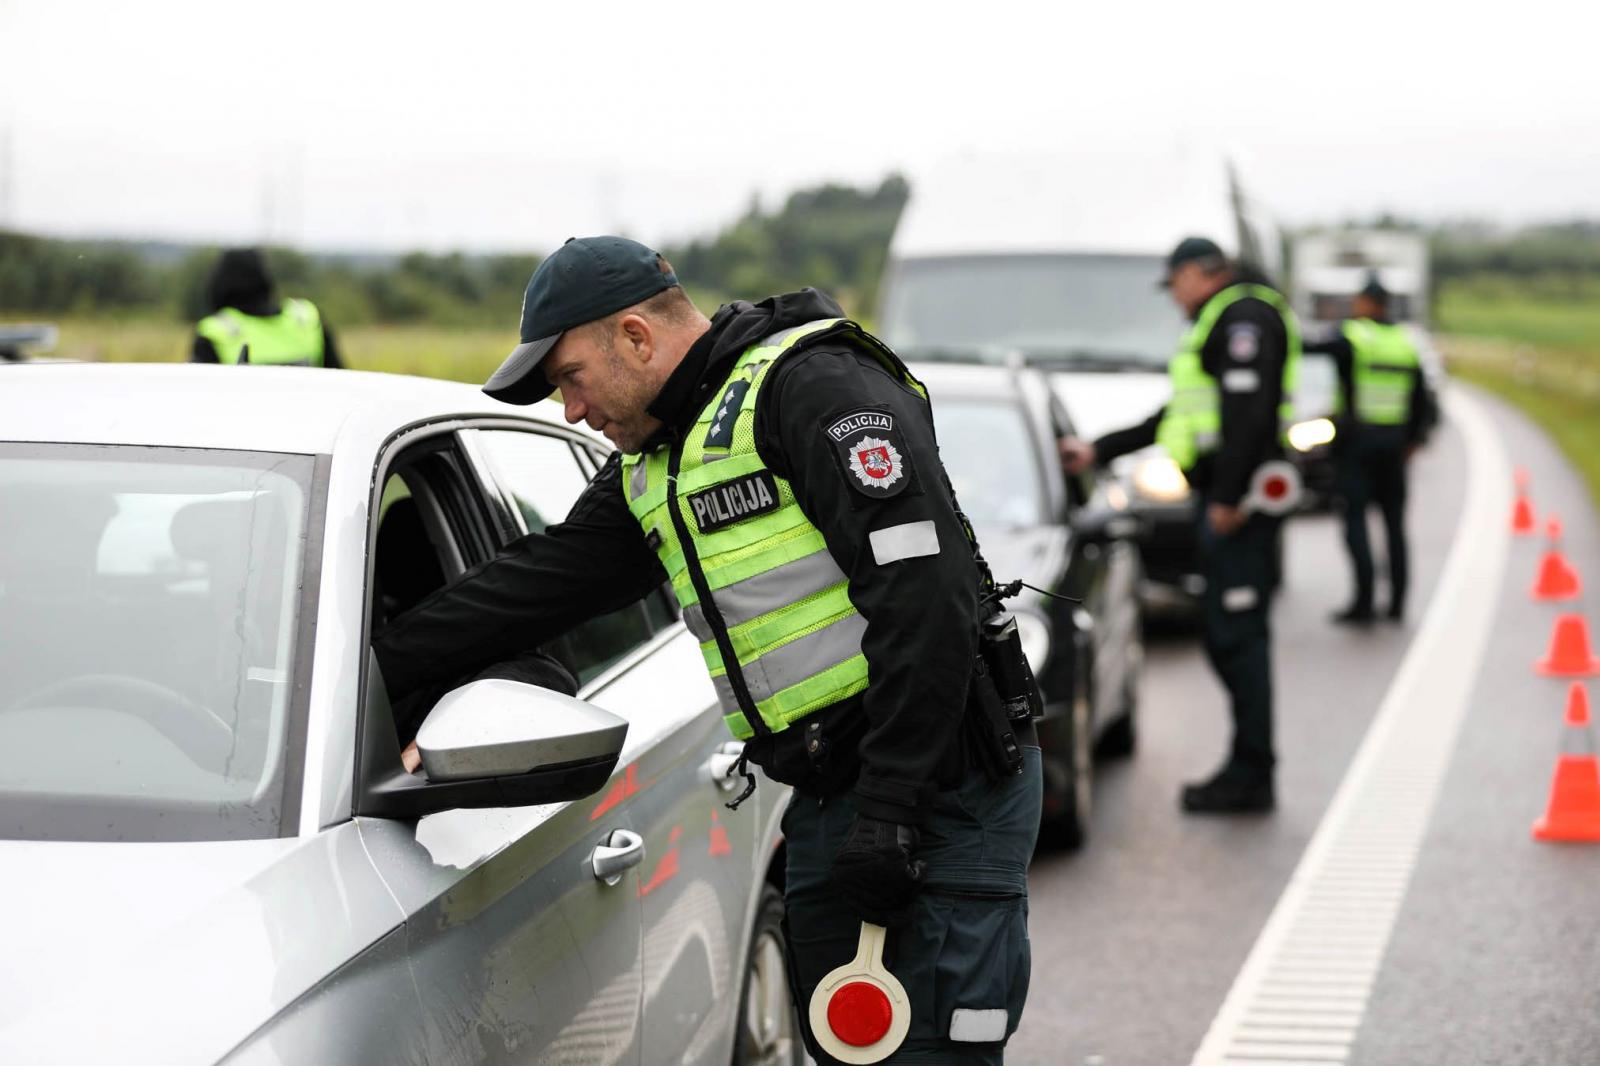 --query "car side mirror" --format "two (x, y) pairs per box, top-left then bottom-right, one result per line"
(355, 676), (627, 820)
